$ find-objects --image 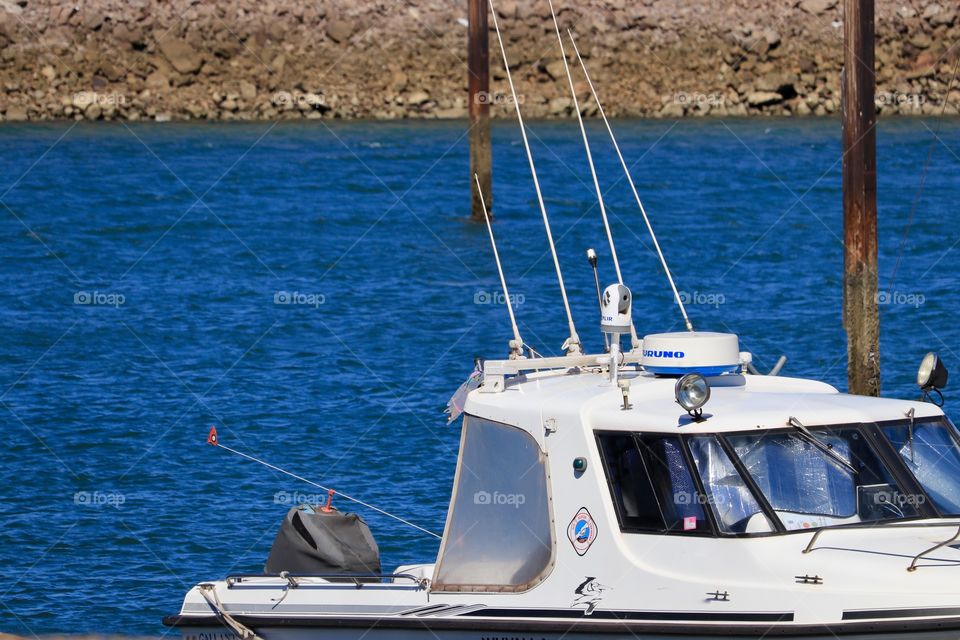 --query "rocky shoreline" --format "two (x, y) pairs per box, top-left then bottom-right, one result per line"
(0, 0), (957, 122)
